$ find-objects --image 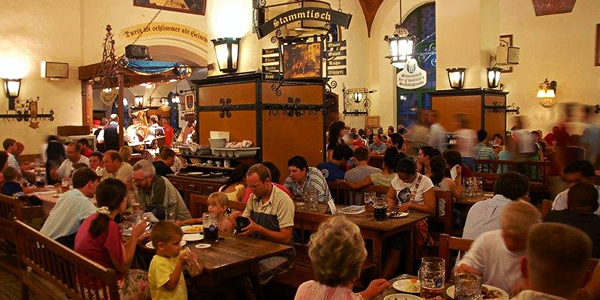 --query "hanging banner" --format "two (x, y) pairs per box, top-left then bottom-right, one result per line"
(256, 7), (352, 38)
(397, 59), (427, 89)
